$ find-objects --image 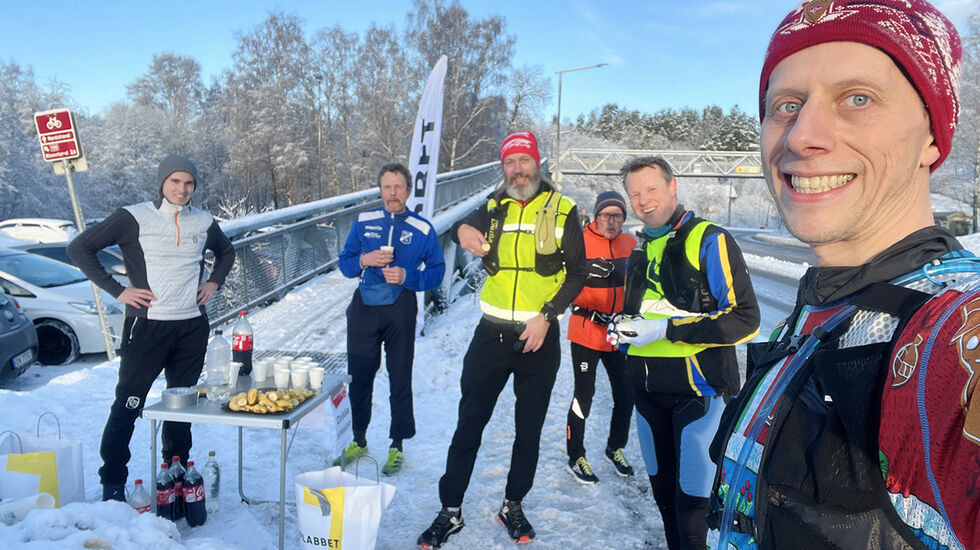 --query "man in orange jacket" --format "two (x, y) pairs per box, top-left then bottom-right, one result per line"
(565, 191), (637, 484)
